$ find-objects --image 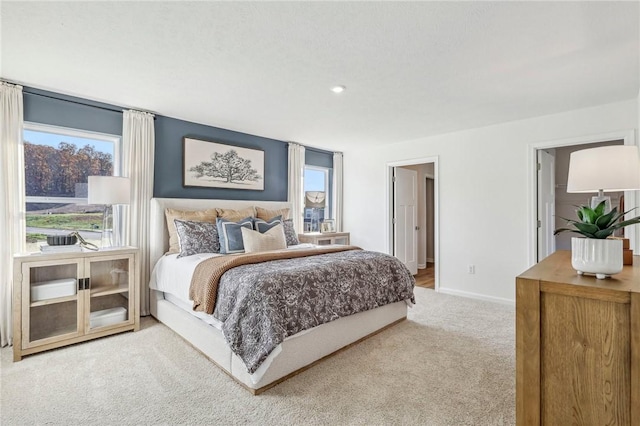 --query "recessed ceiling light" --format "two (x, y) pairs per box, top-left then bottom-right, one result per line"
(331, 85), (346, 94)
